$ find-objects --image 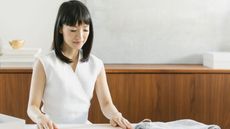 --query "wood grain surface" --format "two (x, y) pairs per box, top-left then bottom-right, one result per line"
(0, 65), (229, 129)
